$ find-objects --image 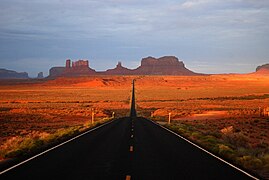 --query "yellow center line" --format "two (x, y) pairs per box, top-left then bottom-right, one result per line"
(126, 175), (131, 180)
(130, 146), (133, 152)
